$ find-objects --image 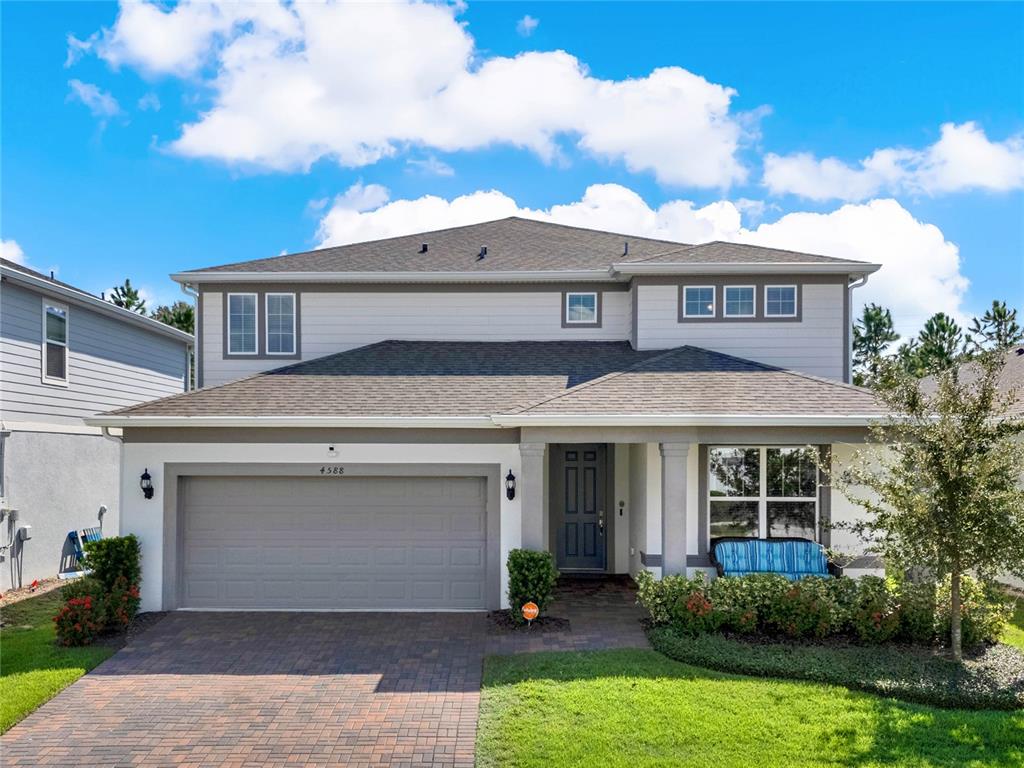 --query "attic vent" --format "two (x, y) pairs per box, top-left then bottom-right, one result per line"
(477, 246), (488, 260)
(419, 243), (428, 254)
(623, 241), (629, 256)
